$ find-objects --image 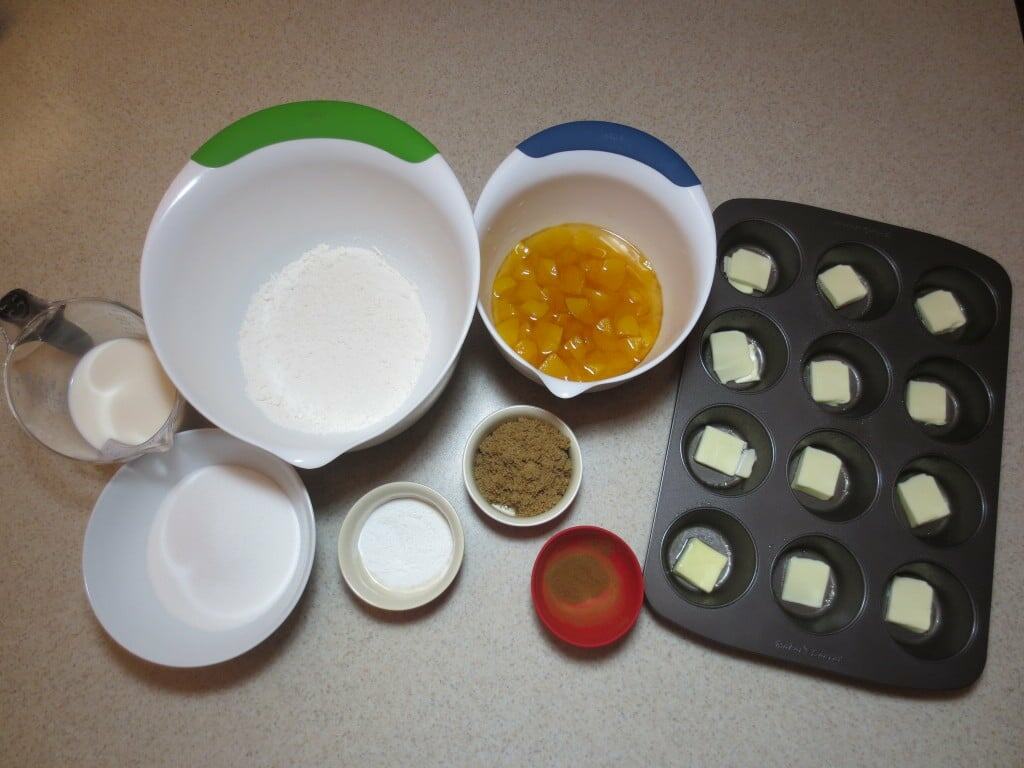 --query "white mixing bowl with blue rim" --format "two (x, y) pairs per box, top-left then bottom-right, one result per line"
(474, 121), (717, 397)
(141, 102), (478, 468)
